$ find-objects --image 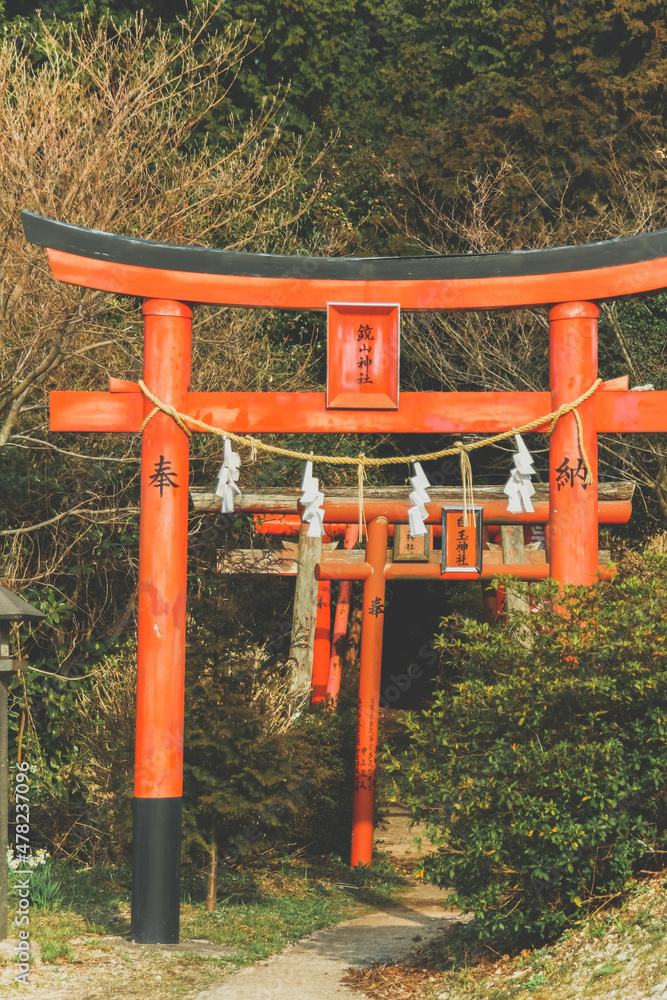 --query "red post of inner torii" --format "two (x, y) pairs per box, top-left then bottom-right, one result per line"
(351, 517), (388, 865)
(21, 210), (667, 942)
